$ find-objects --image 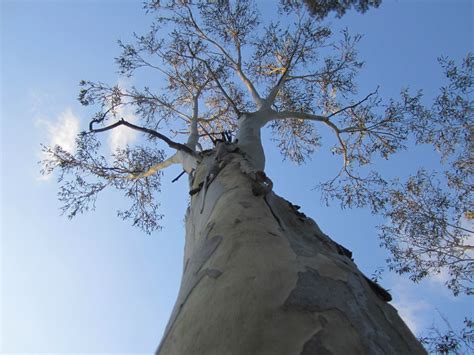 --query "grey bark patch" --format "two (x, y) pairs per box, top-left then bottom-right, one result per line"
(283, 266), (353, 313)
(264, 194), (322, 256)
(283, 267), (423, 354)
(266, 193), (345, 258)
(202, 222), (216, 241)
(285, 232), (318, 257)
(234, 218), (242, 225)
(194, 235), (223, 274)
(300, 331), (333, 355)
(204, 268), (223, 279)
(318, 315), (328, 327)
(239, 201), (252, 208)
